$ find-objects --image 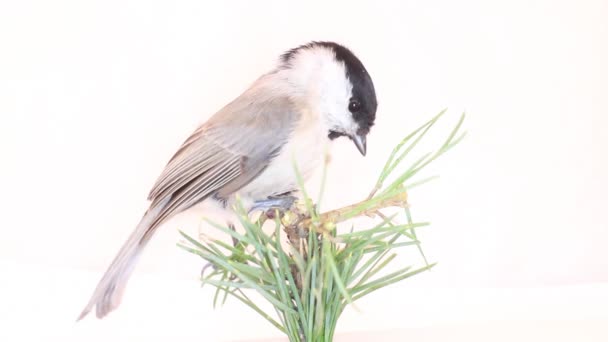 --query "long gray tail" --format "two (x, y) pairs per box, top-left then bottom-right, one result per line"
(77, 196), (171, 320)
